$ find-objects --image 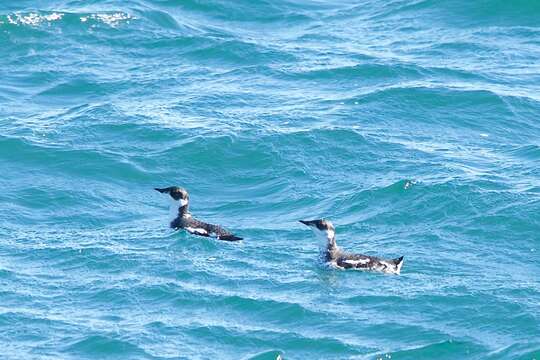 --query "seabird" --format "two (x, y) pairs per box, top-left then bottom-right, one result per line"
(300, 219), (403, 274)
(155, 186), (243, 241)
